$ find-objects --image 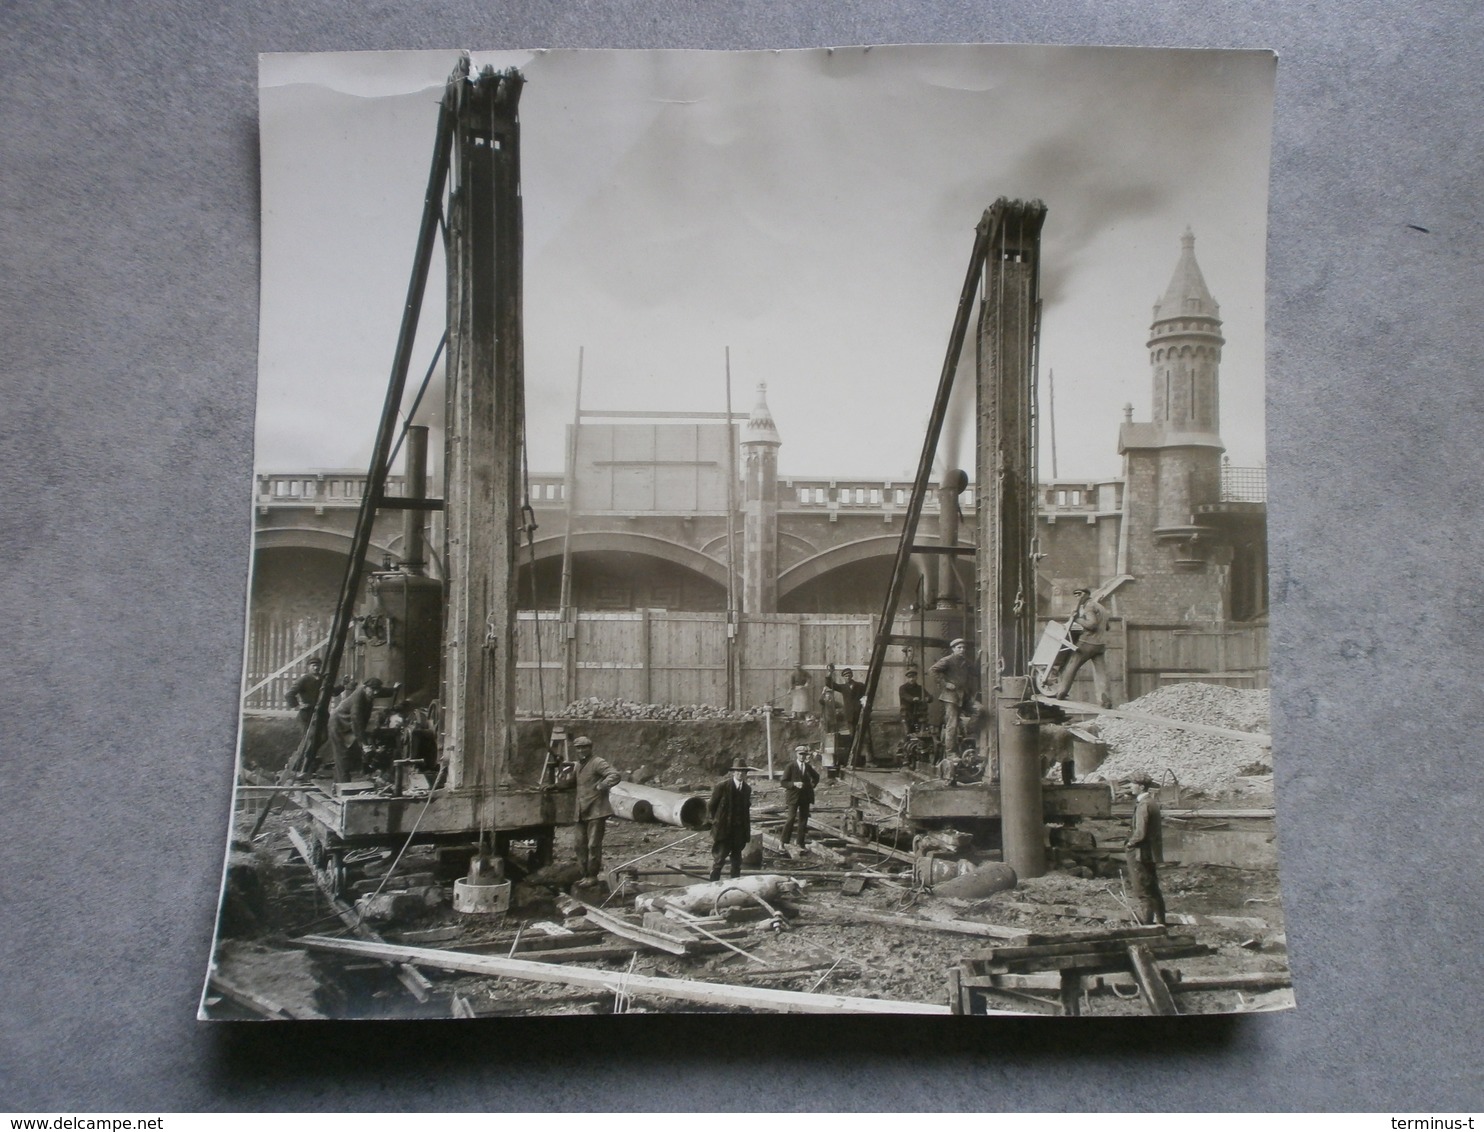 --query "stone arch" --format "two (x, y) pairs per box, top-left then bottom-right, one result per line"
(254, 526), (392, 568)
(777, 534), (908, 599)
(522, 531), (729, 590)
